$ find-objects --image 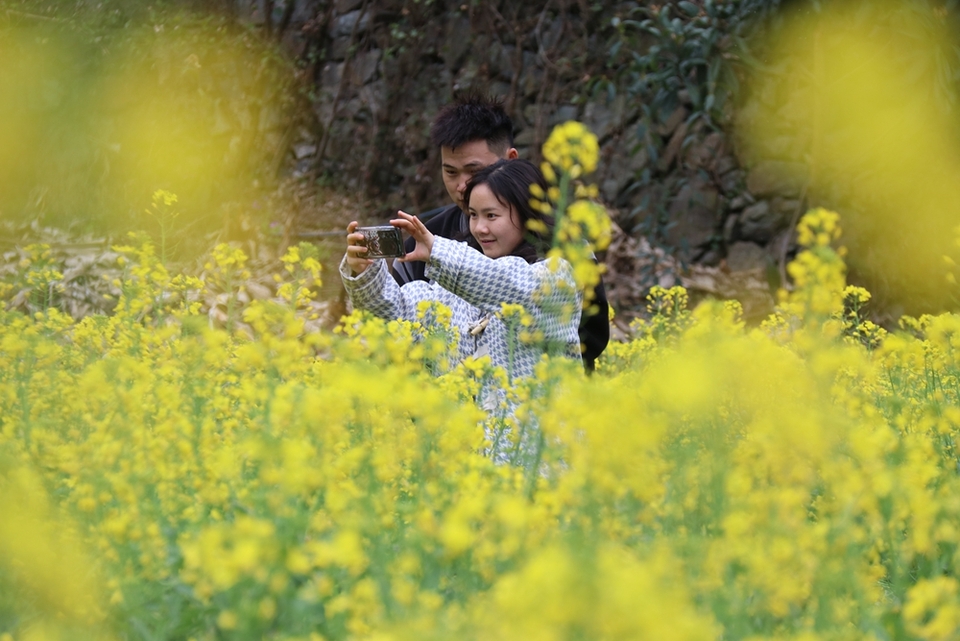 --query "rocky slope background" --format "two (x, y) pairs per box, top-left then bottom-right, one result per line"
(2, 0), (960, 325)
